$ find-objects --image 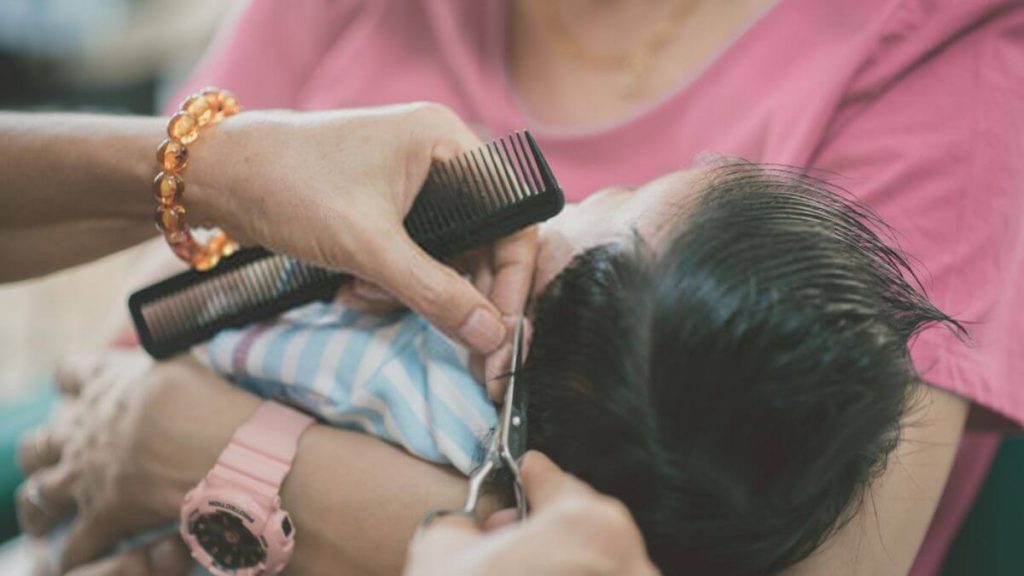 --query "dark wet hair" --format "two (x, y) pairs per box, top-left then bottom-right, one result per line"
(523, 164), (960, 575)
